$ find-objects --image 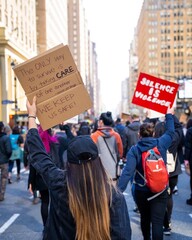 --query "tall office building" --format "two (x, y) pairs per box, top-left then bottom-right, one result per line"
(128, 30), (139, 112)
(137, 0), (192, 79)
(128, 0), (192, 119)
(68, 0), (100, 119)
(36, 0), (68, 54)
(68, 0), (88, 83)
(0, 0), (99, 124)
(0, 0), (37, 123)
(121, 78), (129, 114)
(89, 41), (100, 117)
